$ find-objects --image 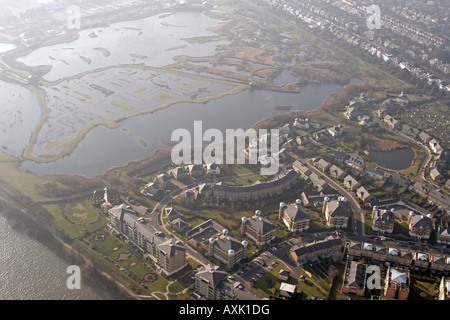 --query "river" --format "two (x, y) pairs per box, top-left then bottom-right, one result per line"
(0, 214), (104, 299)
